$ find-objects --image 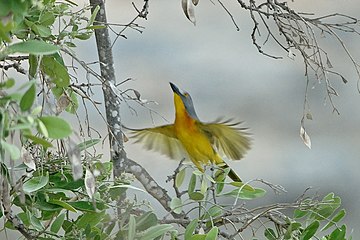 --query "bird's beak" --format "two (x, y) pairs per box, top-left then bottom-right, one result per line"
(170, 82), (183, 96)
